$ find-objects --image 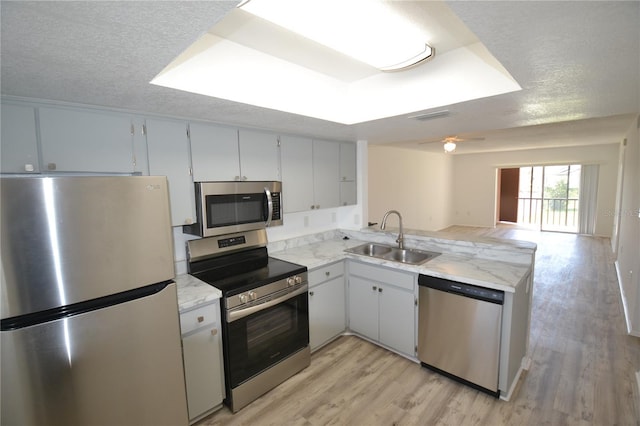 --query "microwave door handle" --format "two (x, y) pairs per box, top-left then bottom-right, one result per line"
(264, 187), (273, 227)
